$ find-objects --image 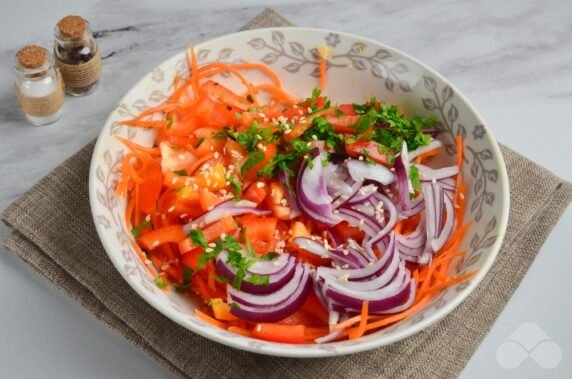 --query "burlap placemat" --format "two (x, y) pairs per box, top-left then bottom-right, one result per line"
(2, 9), (571, 379)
